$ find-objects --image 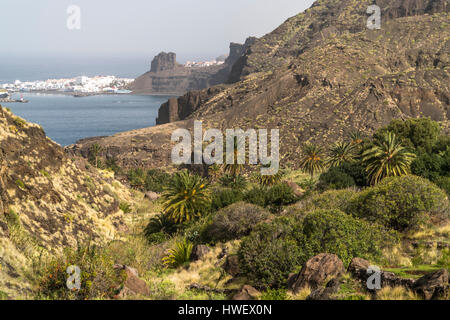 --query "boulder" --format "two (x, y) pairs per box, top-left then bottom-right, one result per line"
(223, 255), (240, 277)
(307, 278), (342, 300)
(413, 269), (449, 300)
(114, 265), (150, 298)
(144, 191), (160, 201)
(347, 257), (371, 279)
(232, 285), (261, 300)
(289, 253), (345, 293)
(190, 245), (210, 261)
